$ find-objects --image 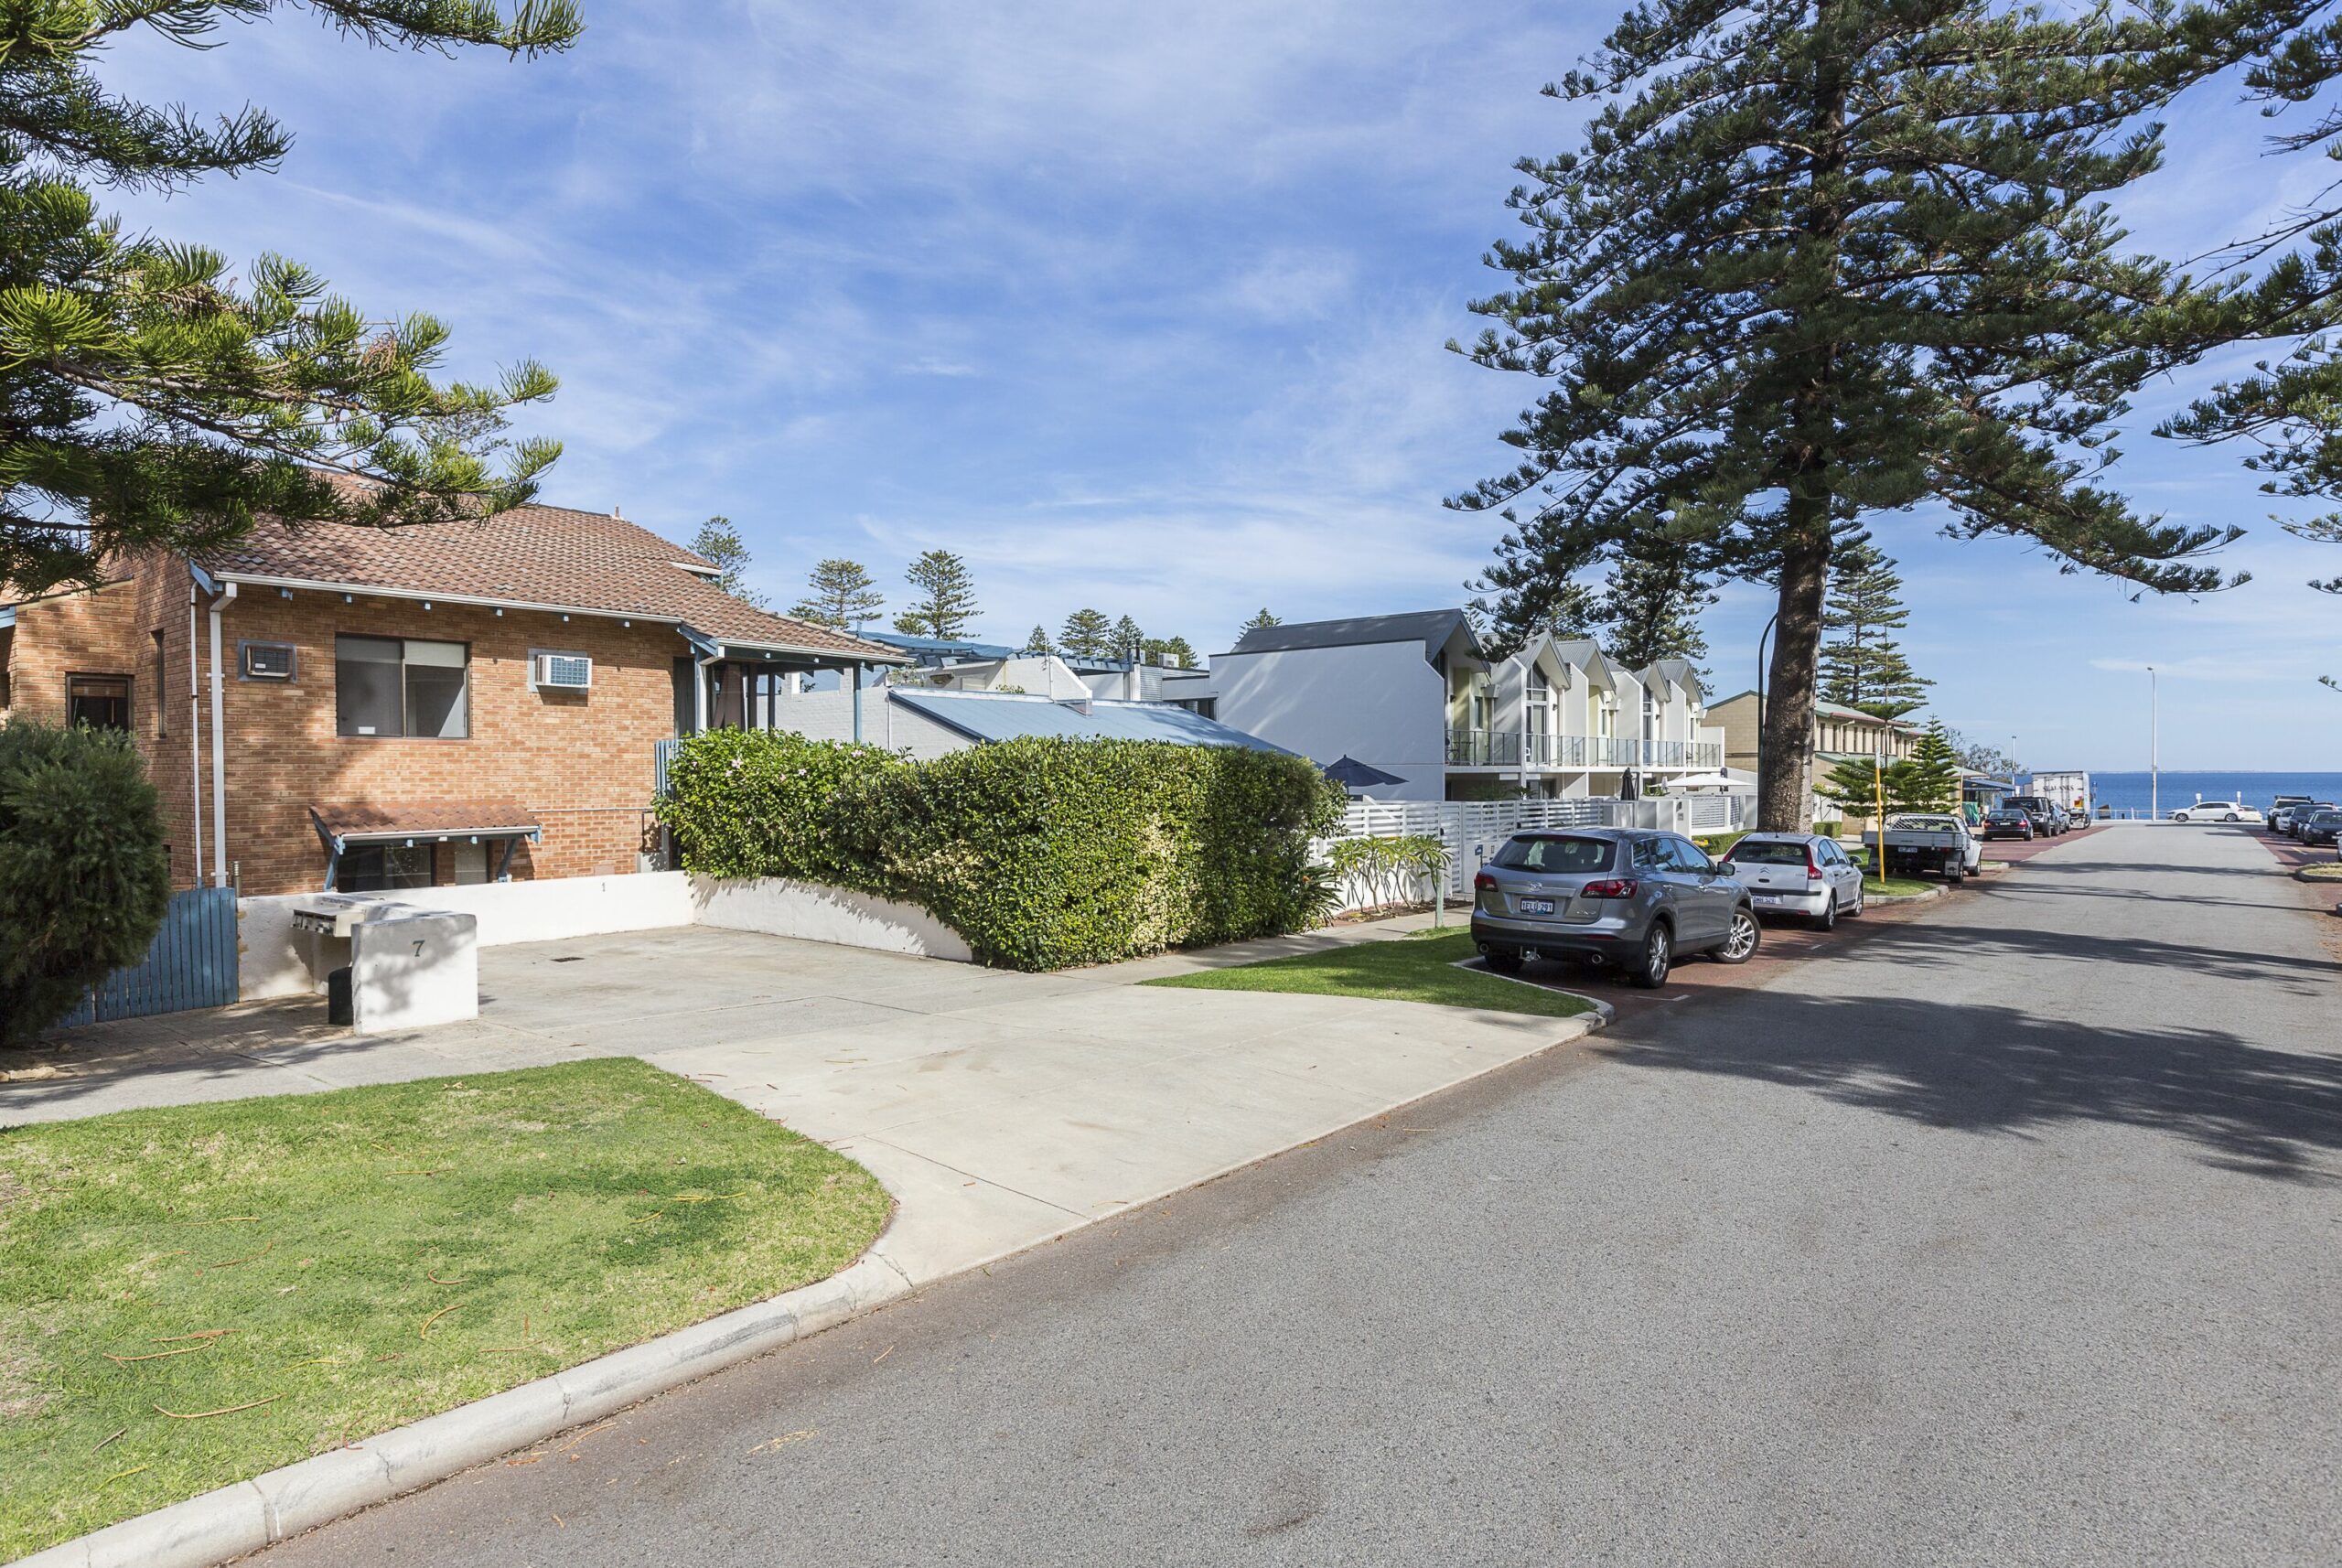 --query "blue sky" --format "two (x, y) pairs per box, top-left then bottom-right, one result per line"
(104, 2), (2341, 771)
